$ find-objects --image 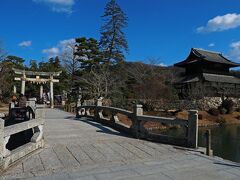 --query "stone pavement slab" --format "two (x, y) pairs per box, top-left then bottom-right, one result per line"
(1, 108), (240, 180)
